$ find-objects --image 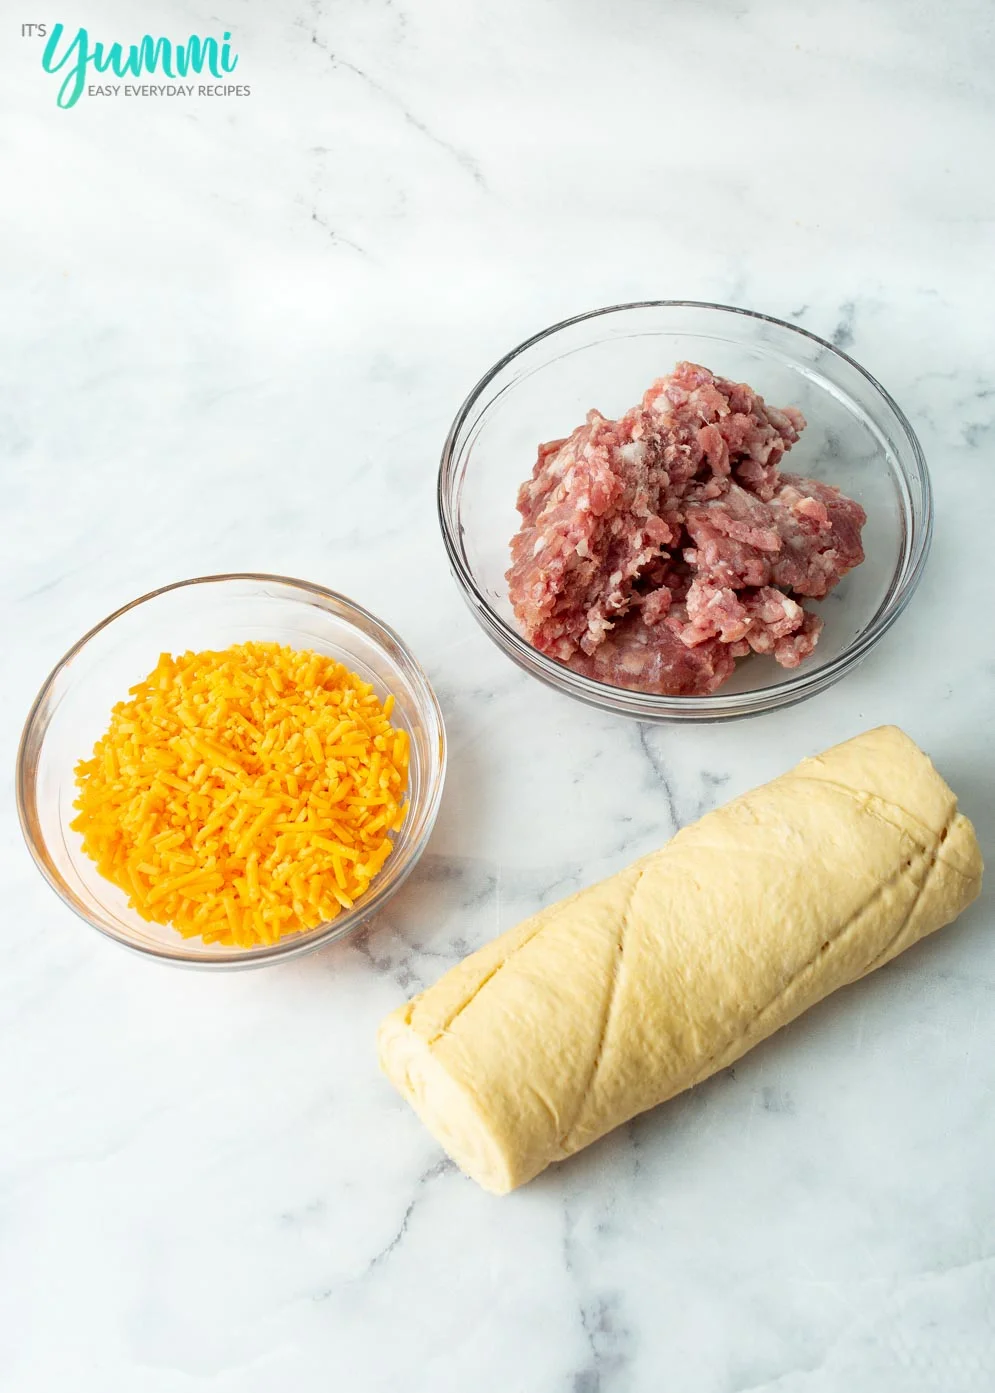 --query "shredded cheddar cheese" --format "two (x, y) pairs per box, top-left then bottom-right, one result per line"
(72, 642), (411, 948)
